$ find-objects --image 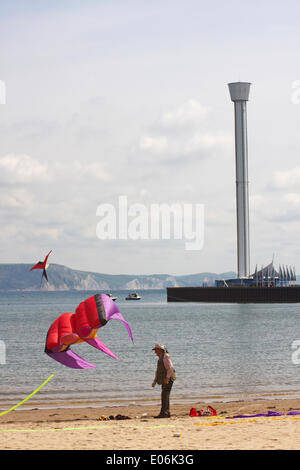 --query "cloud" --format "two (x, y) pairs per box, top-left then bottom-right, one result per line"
(283, 193), (300, 204)
(248, 190), (300, 225)
(0, 188), (34, 210)
(0, 154), (49, 184)
(52, 161), (112, 184)
(182, 131), (232, 153)
(139, 135), (169, 155)
(273, 166), (300, 189)
(0, 151), (113, 254)
(73, 161), (112, 182)
(31, 226), (63, 241)
(0, 224), (18, 242)
(156, 100), (210, 130)
(0, 153), (112, 188)
(138, 100), (232, 163)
